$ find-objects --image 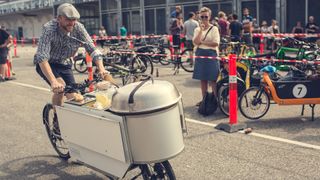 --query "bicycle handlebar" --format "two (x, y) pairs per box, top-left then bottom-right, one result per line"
(64, 74), (103, 94)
